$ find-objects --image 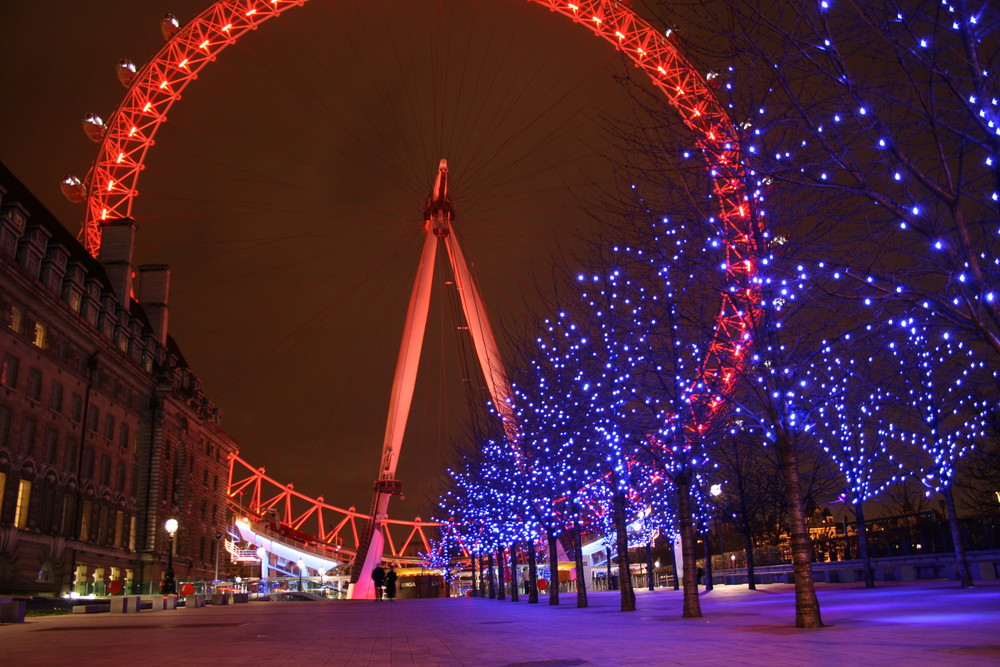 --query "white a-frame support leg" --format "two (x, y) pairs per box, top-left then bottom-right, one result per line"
(348, 160), (514, 599)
